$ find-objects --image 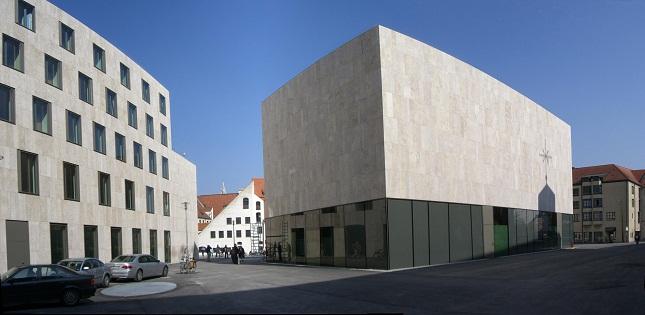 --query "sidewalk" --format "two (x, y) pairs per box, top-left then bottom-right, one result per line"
(572, 242), (641, 250)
